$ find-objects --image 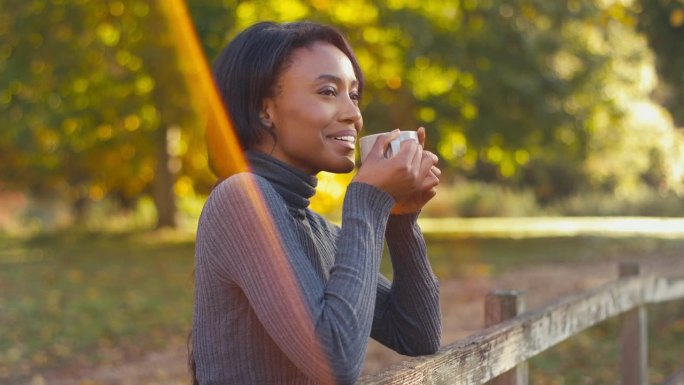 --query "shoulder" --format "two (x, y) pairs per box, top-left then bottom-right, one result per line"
(204, 173), (289, 224)
(209, 172), (279, 205)
(199, 173), (287, 237)
(213, 172), (271, 194)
